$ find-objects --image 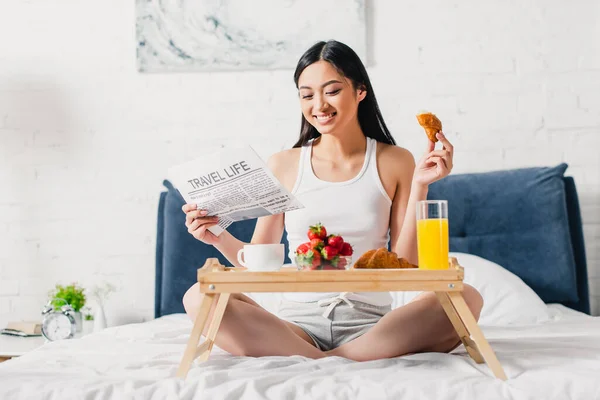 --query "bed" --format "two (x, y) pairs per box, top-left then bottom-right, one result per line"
(1, 163), (598, 400)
